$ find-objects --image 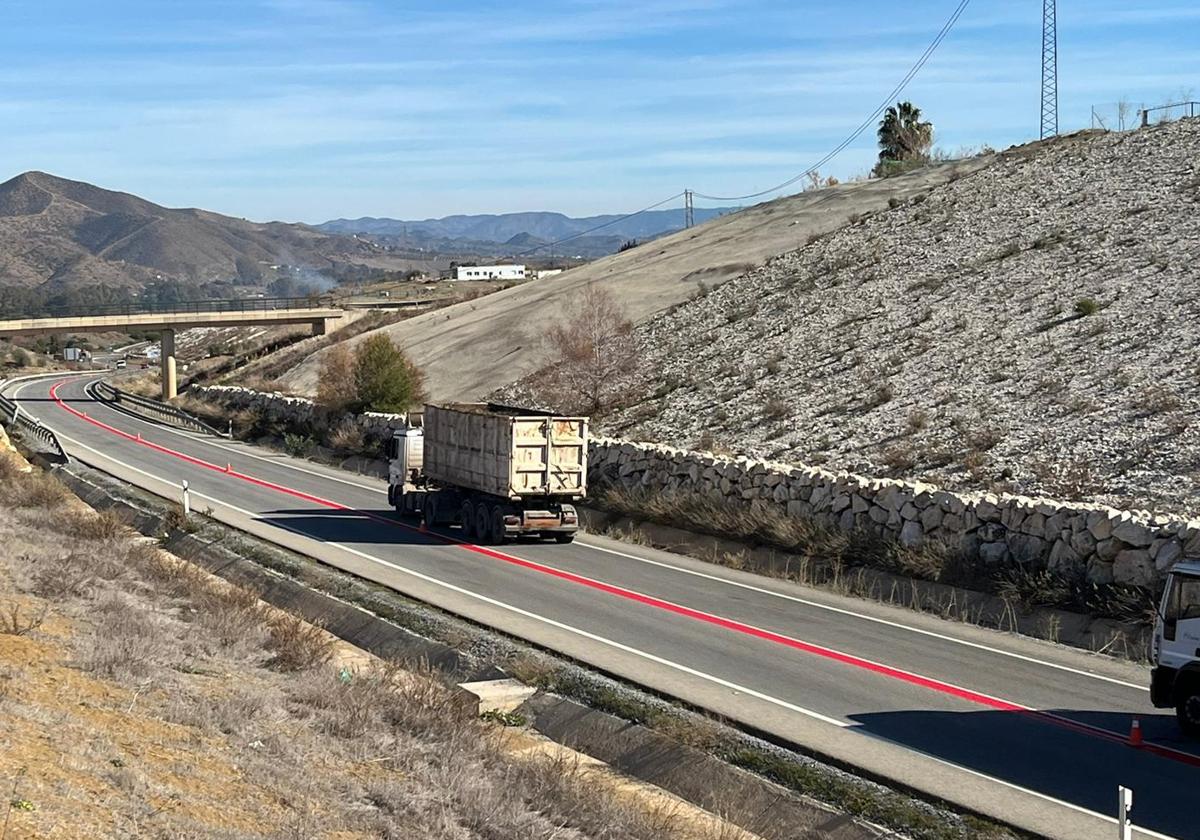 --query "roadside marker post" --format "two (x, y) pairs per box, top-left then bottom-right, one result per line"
(181, 479), (191, 518)
(1118, 786), (1133, 840)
